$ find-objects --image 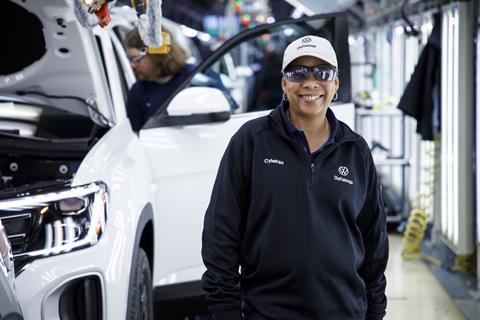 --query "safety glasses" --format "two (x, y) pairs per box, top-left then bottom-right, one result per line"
(283, 65), (337, 82)
(127, 52), (147, 64)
